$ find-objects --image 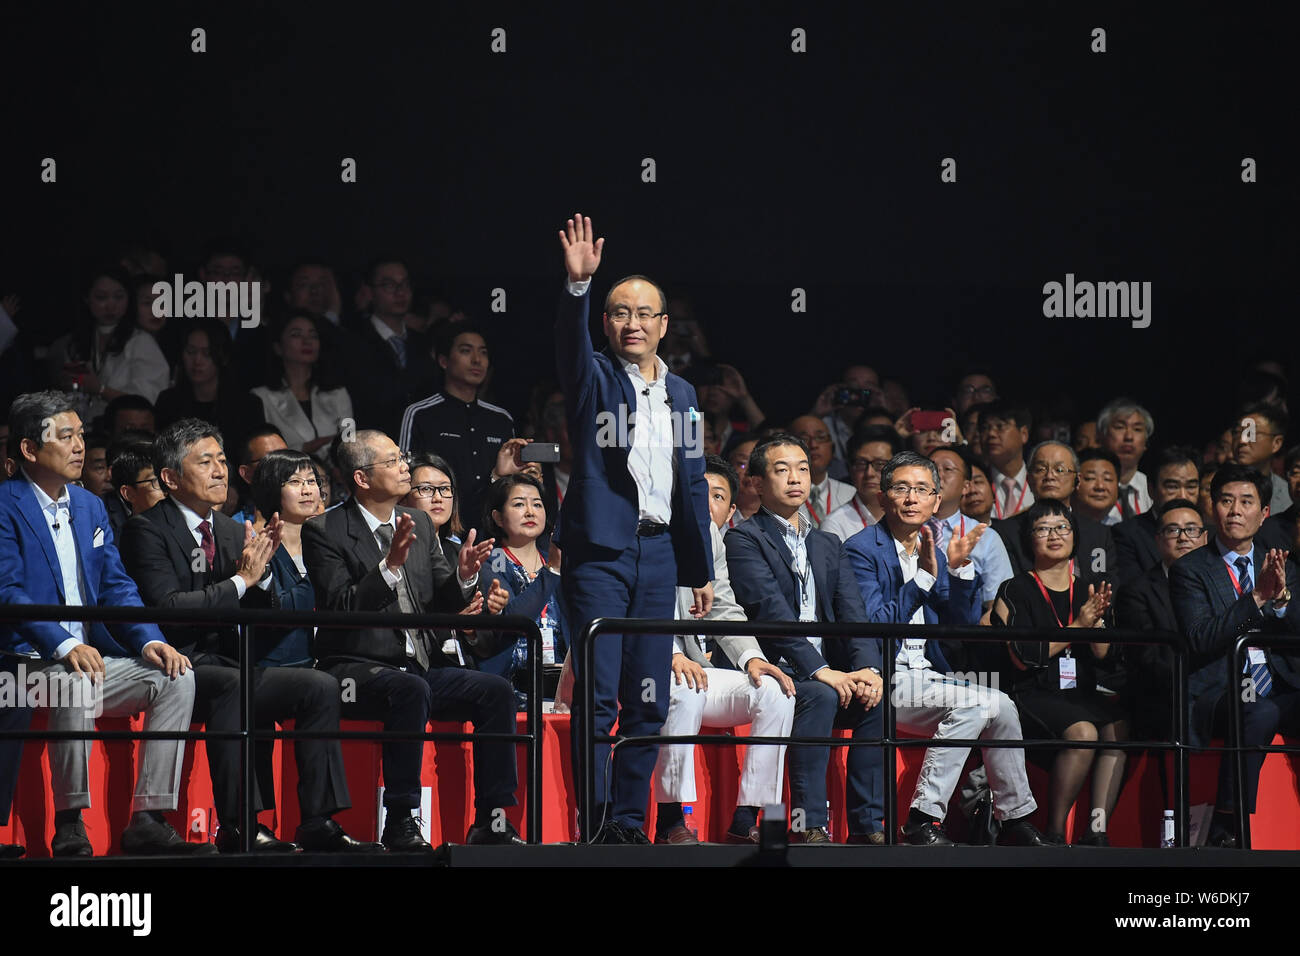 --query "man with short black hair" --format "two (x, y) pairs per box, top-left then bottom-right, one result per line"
(1113, 446), (1202, 582)
(230, 424), (287, 526)
(1169, 462), (1300, 847)
(103, 393), (156, 439)
(814, 364), (880, 466)
(979, 400), (1034, 519)
(108, 439), (165, 539)
(790, 415), (856, 529)
(1261, 445), (1300, 550)
(1233, 402), (1292, 514)
(821, 425), (901, 542)
(952, 368), (998, 416)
